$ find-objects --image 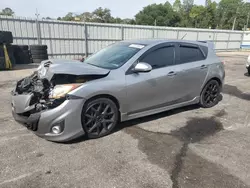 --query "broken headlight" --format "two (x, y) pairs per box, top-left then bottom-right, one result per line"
(49, 84), (82, 99)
